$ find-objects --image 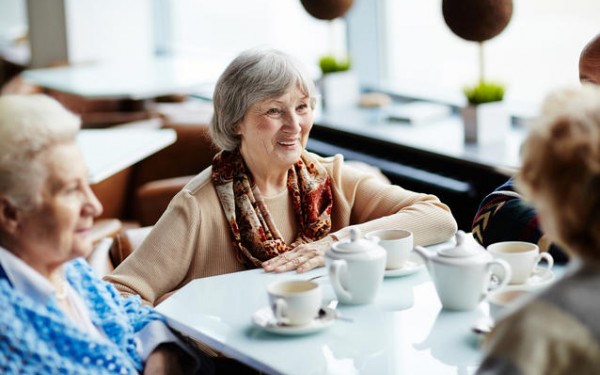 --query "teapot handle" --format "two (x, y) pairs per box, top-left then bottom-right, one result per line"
(330, 259), (352, 302)
(484, 259), (512, 297)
